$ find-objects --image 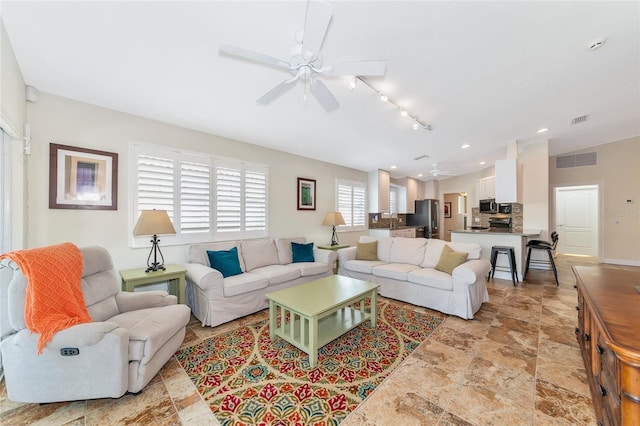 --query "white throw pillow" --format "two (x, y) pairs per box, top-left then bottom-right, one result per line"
(389, 237), (428, 266)
(241, 238), (280, 271)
